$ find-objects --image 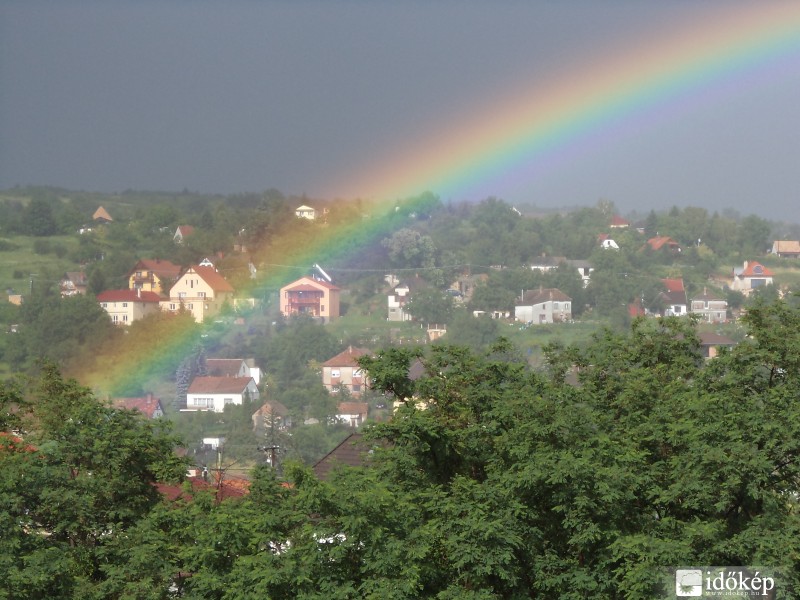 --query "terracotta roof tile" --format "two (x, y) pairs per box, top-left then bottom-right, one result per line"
(188, 376), (253, 394)
(97, 289), (162, 303)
